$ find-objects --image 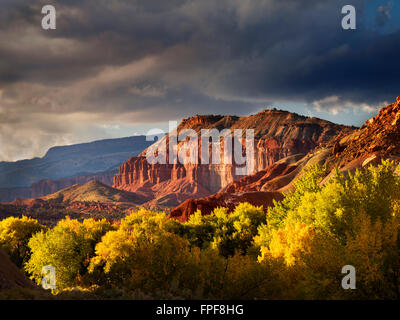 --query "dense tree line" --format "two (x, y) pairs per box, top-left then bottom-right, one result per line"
(2, 160), (400, 299)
